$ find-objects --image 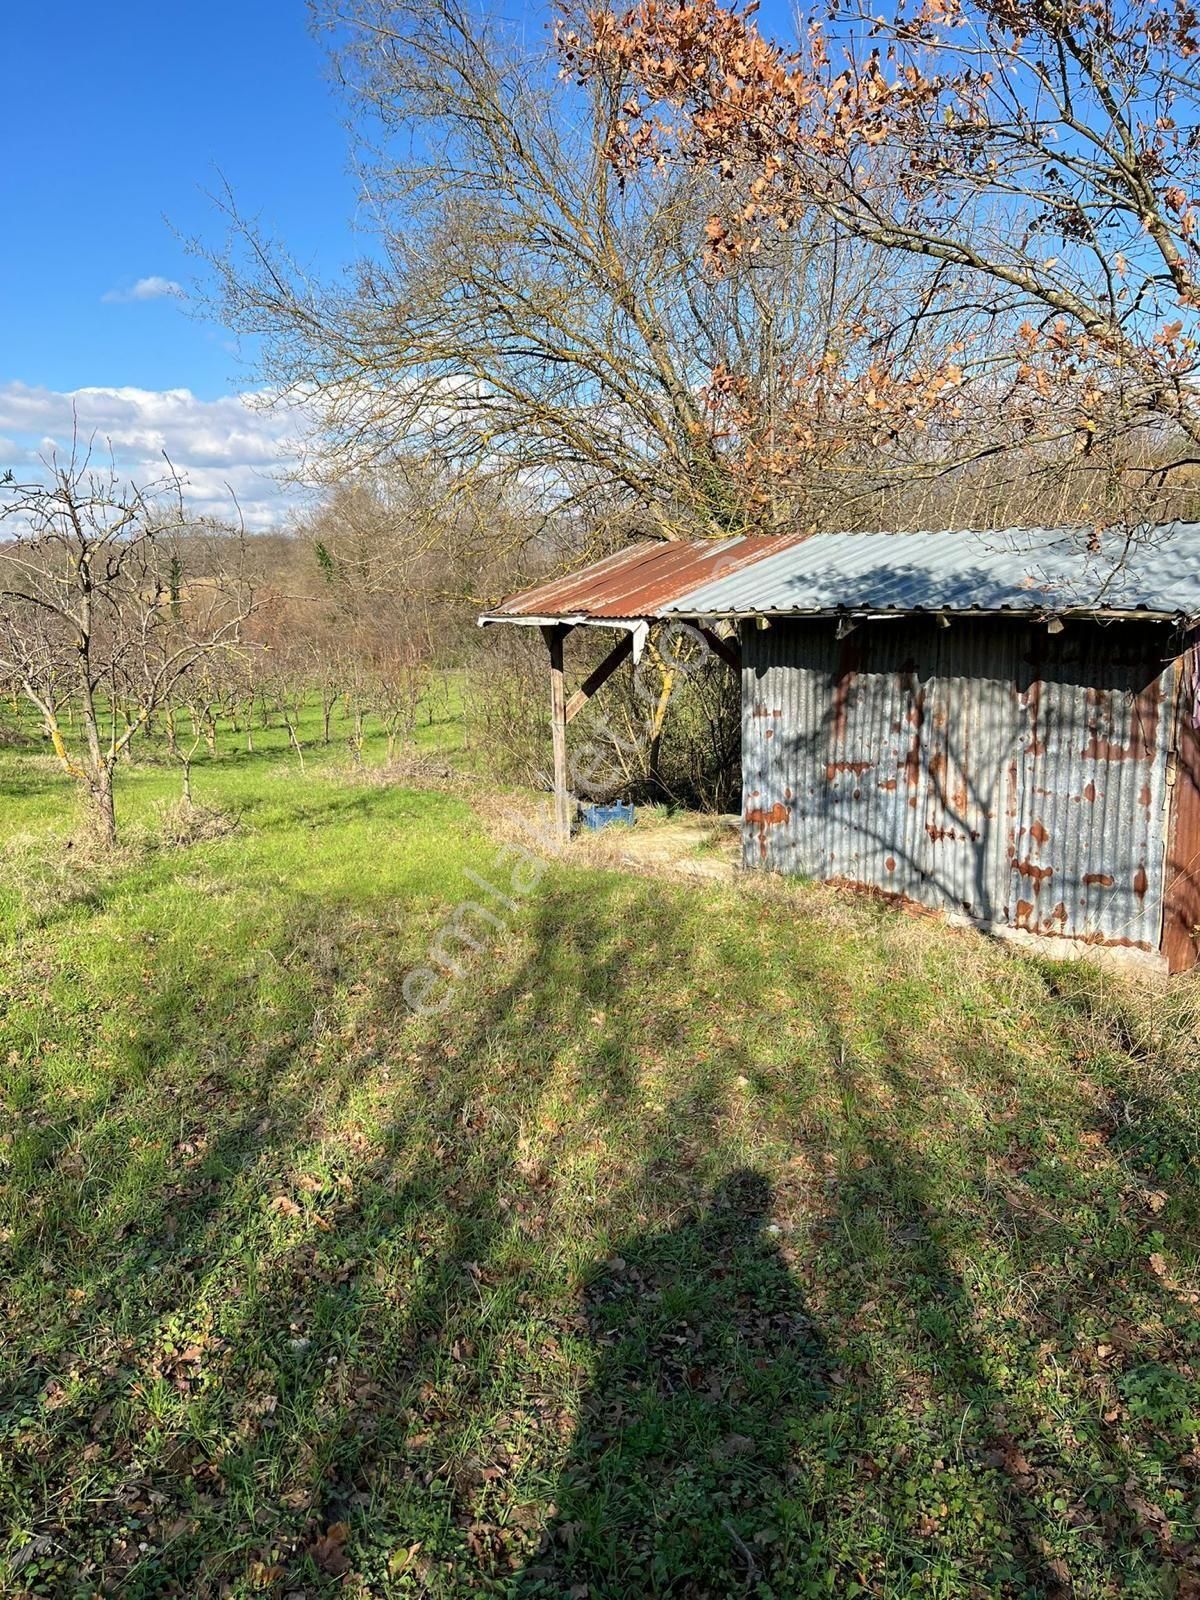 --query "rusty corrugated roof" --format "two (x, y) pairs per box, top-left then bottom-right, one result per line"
(482, 533), (804, 621)
(482, 520), (1200, 624)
